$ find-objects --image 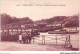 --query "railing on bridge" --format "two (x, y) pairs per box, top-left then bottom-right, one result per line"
(32, 34), (72, 48)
